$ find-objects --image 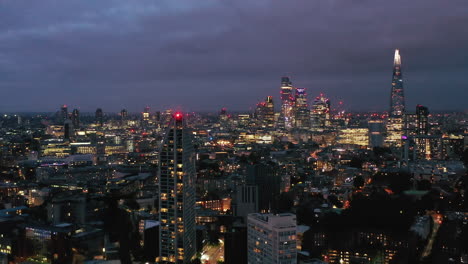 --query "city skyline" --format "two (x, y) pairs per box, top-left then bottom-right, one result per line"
(1, 2), (467, 264)
(1, 0), (468, 112)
